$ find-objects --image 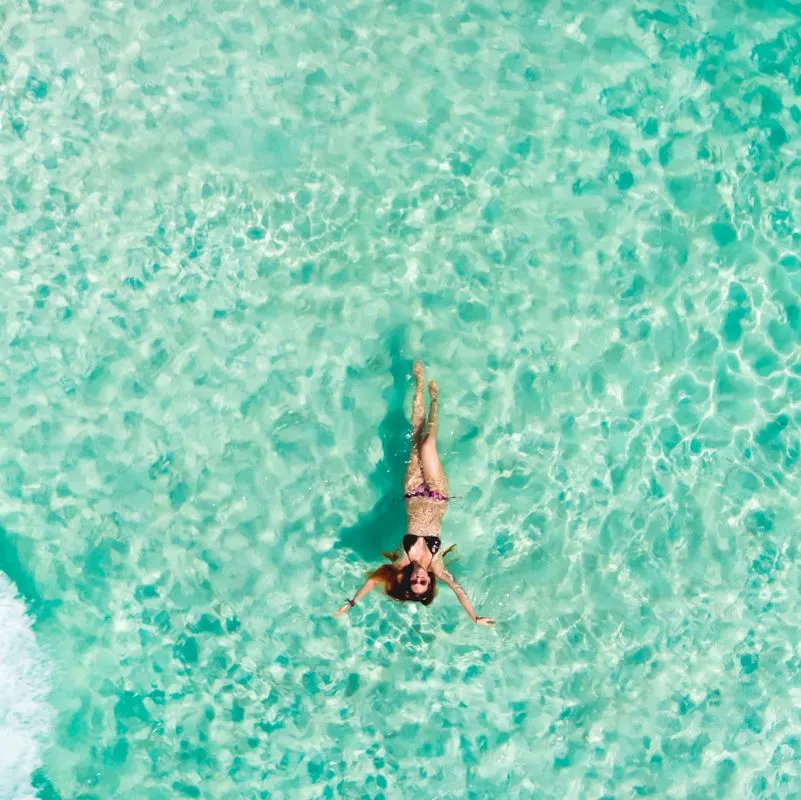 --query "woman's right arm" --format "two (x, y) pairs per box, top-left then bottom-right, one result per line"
(437, 568), (495, 625)
(334, 577), (378, 616)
